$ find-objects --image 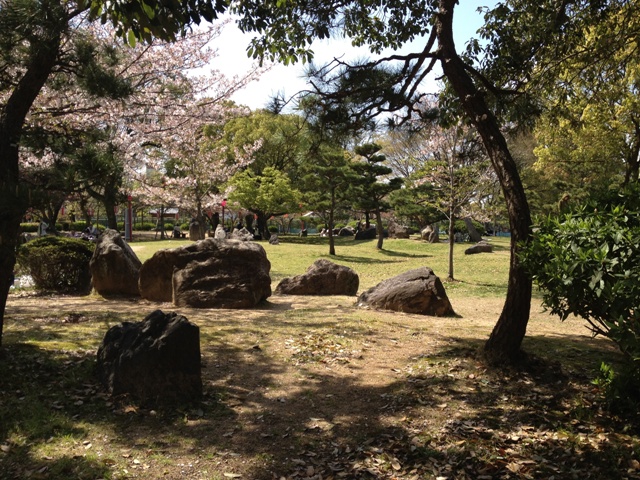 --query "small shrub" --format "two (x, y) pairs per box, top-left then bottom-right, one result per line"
(17, 236), (94, 294)
(20, 222), (39, 233)
(593, 362), (640, 414)
(453, 219), (485, 236)
(520, 184), (640, 411)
